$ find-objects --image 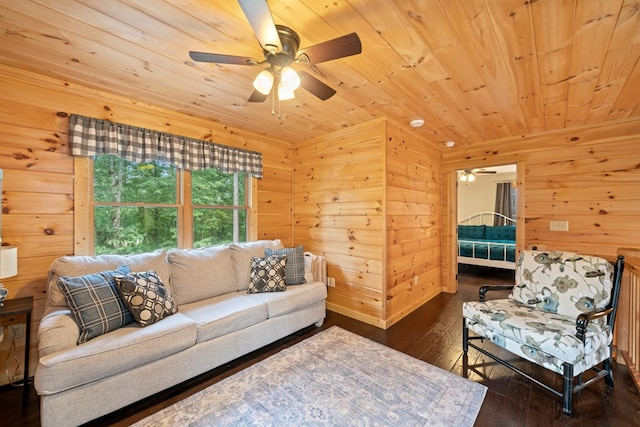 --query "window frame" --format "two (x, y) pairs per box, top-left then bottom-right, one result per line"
(73, 156), (257, 255)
